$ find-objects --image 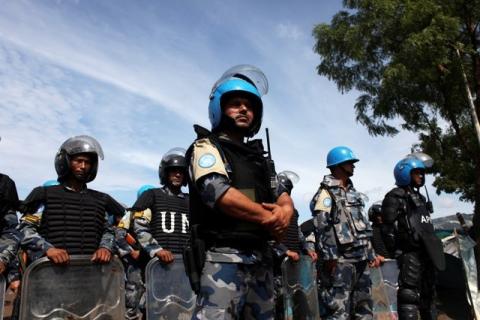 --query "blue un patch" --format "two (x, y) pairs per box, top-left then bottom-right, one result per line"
(323, 198), (332, 208)
(198, 153), (216, 168)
